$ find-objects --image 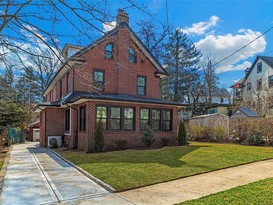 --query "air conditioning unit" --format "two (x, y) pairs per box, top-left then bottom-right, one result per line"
(48, 136), (62, 148)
